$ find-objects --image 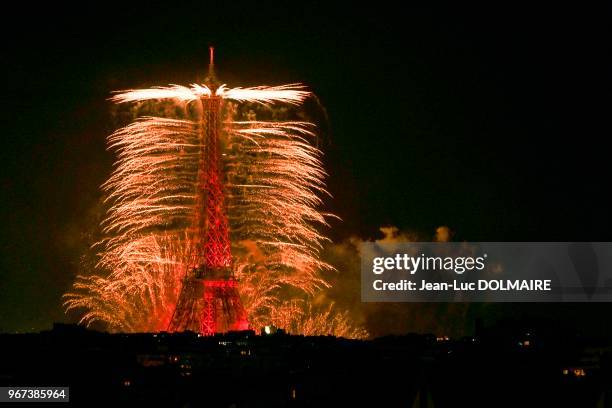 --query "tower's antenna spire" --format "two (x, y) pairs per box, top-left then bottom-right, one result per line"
(205, 46), (218, 87)
(209, 46), (215, 72)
